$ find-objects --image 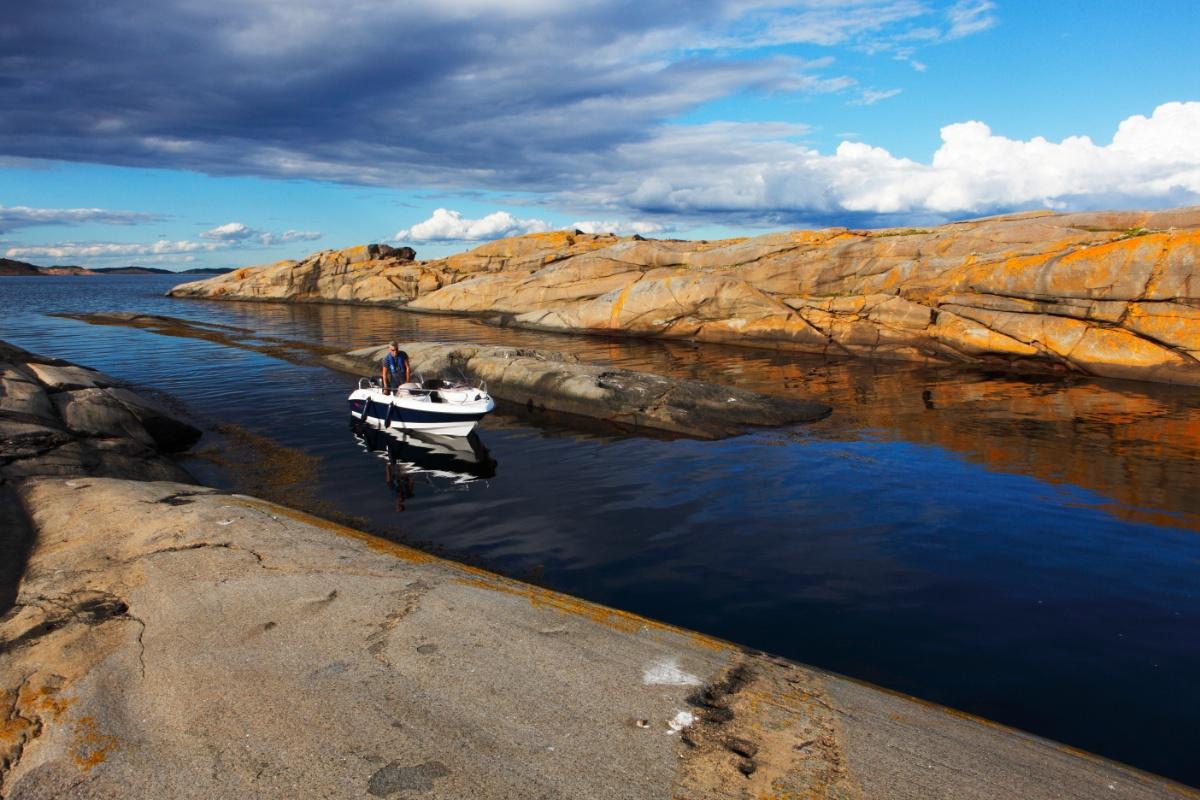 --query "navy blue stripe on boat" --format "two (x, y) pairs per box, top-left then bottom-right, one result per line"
(348, 400), (486, 424)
